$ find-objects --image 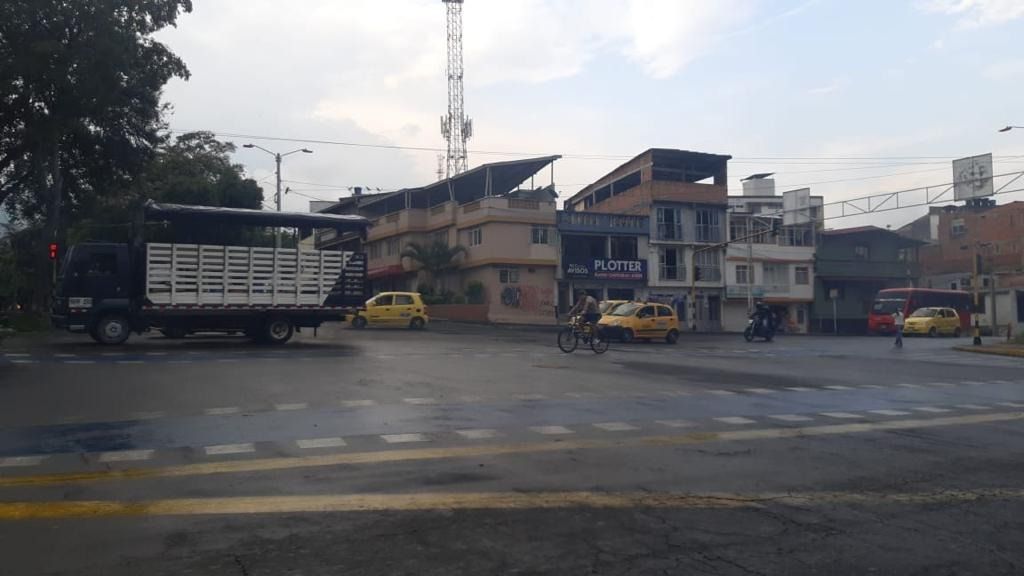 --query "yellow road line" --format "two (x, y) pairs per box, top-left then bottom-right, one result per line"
(1, 488), (1022, 520)
(0, 411), (1020, 489)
